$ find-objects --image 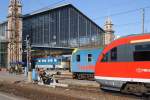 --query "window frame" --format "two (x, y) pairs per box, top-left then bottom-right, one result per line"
(101, 53), (109, 62)
(110, 47), (117, 62)
(76, 55), (80, 62)
(133, 43), (150, 61)
(88, 54), (92, 62)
